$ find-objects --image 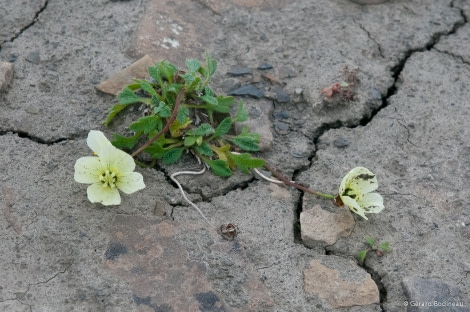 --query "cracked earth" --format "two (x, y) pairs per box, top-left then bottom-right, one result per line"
(1, 0), (470, 311)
